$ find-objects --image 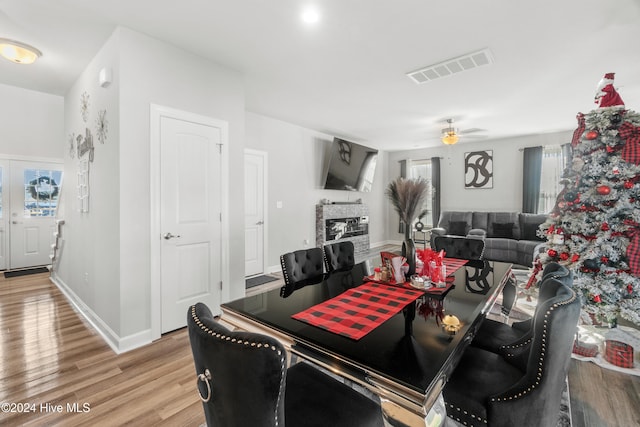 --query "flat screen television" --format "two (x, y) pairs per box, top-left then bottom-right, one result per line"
(323, 138), (378, 192)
